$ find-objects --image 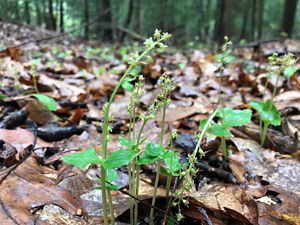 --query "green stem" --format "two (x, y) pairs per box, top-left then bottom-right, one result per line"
(134, 163), (140, 225)
(165, 133), (175, 198)
(150, 97), (167, 225)
(165, 174), (172, 198)
(32, 74), (39, 93)
(271, 73), (280, 101)
(221, 137), (227, 158)
(100, 167), (109, 225)
(261, 122), (268, 146)
(128, 162), (134, 225)
(107, 189), (115, 225)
